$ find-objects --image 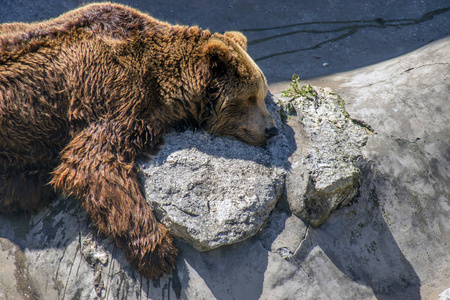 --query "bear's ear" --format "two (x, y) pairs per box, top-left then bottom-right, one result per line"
(224, 31), (247, 51)
(202, 39), (230, 62)
(202, 39), (231, 74)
